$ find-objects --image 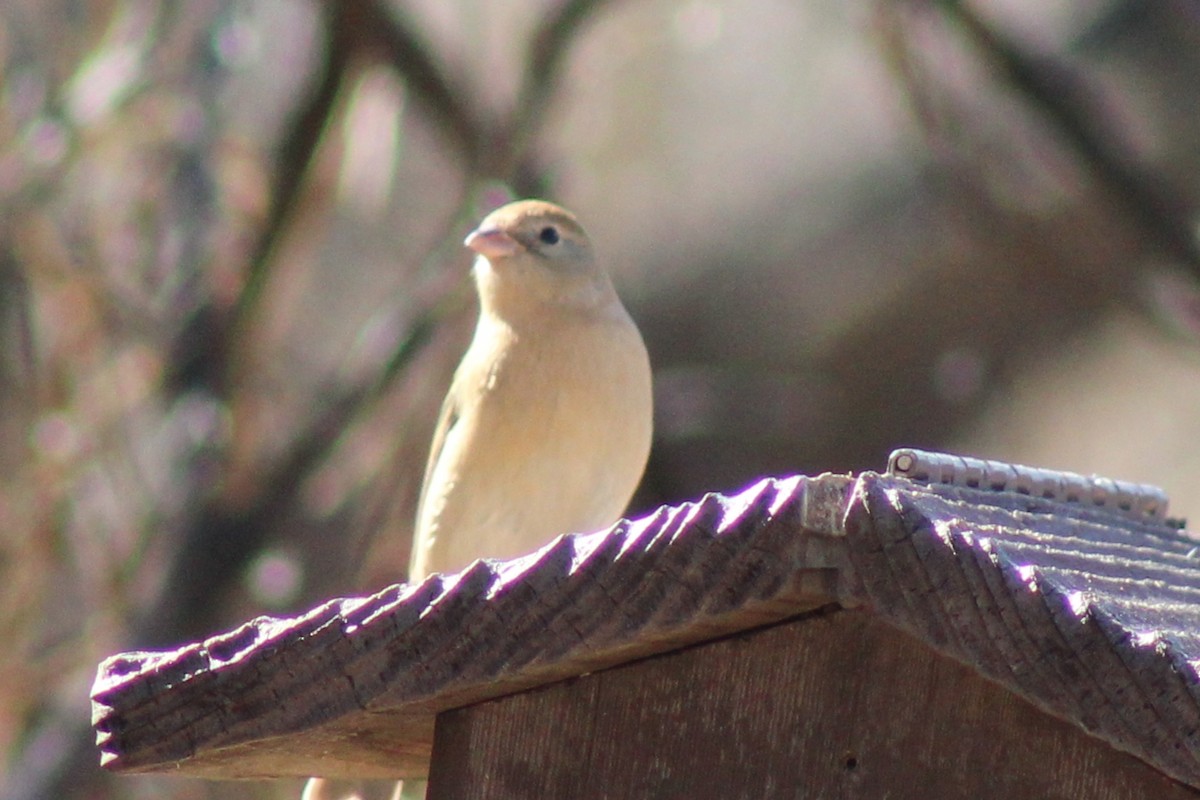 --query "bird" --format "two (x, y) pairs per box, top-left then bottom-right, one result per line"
(409, 198), (654, 579)
(302, 199), (653, 800)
